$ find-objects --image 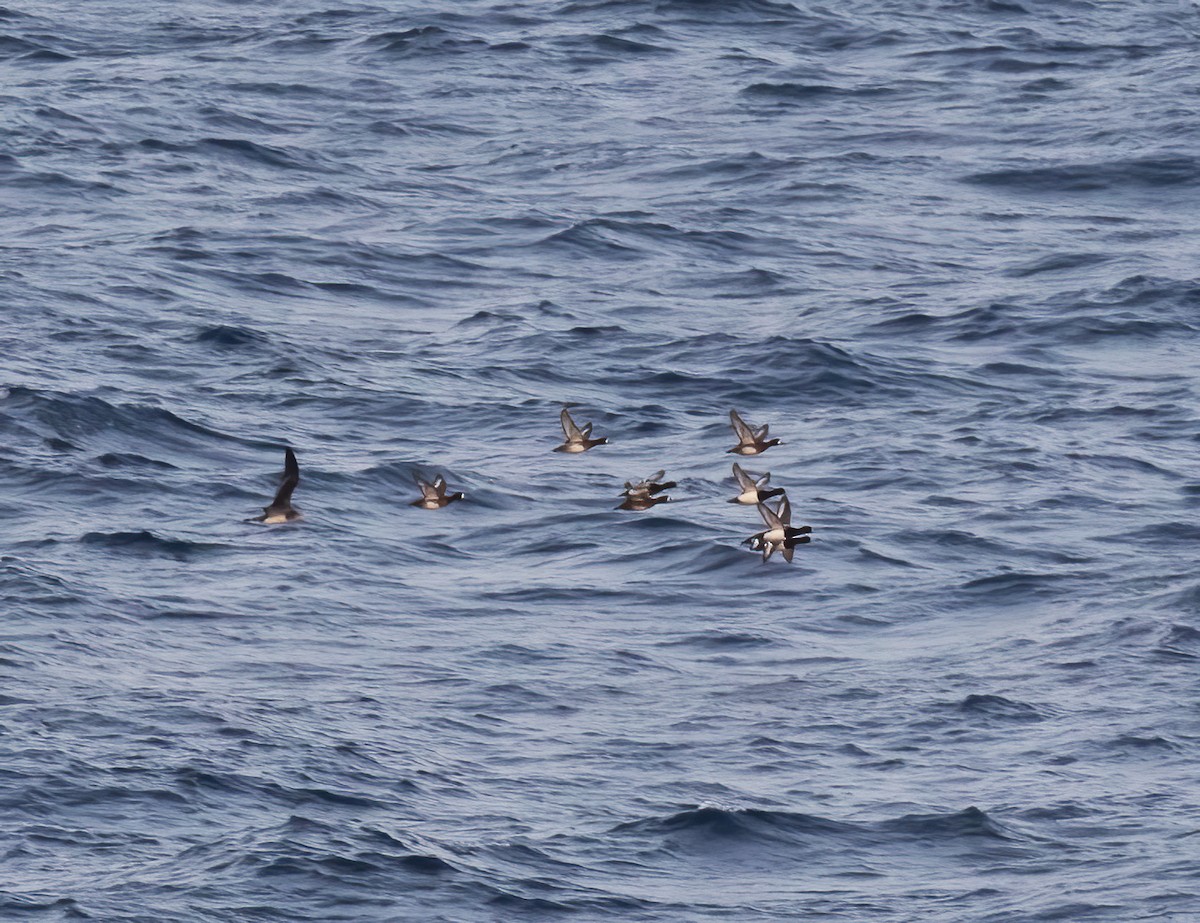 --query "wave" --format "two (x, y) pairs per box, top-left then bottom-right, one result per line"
(79, 531), (232, 560)
(194, 324), (271, 350)
(0, 33), (45, 57)
(958, 571), (1084, 602)
(1152, 623), (1200, 660)
(0, 896), (85, 915)
(613, 804), (857, 840)
(613, 804), (1021, 849)
(964, 155), (1200, 192)
(665, 629), (778, 648)
(2, 386), (276, 450)
(96, 452), (178, 470)
(742, 81), (893, 101)
(957, 693), (1045, 722)
(877, 806), (1015, 841)
(556, 0), (806, 19)
(359, 26), (488, 58)
(1003, 252), (1110, 278)
(0, 559), (82, 611)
